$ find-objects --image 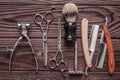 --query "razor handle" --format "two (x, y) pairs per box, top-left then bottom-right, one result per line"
(103, 25), (115, 74)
